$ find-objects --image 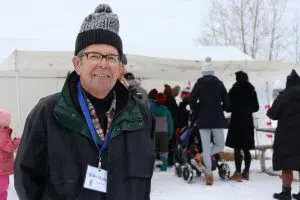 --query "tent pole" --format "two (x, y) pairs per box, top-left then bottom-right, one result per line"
(14, 50), (21, 136)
